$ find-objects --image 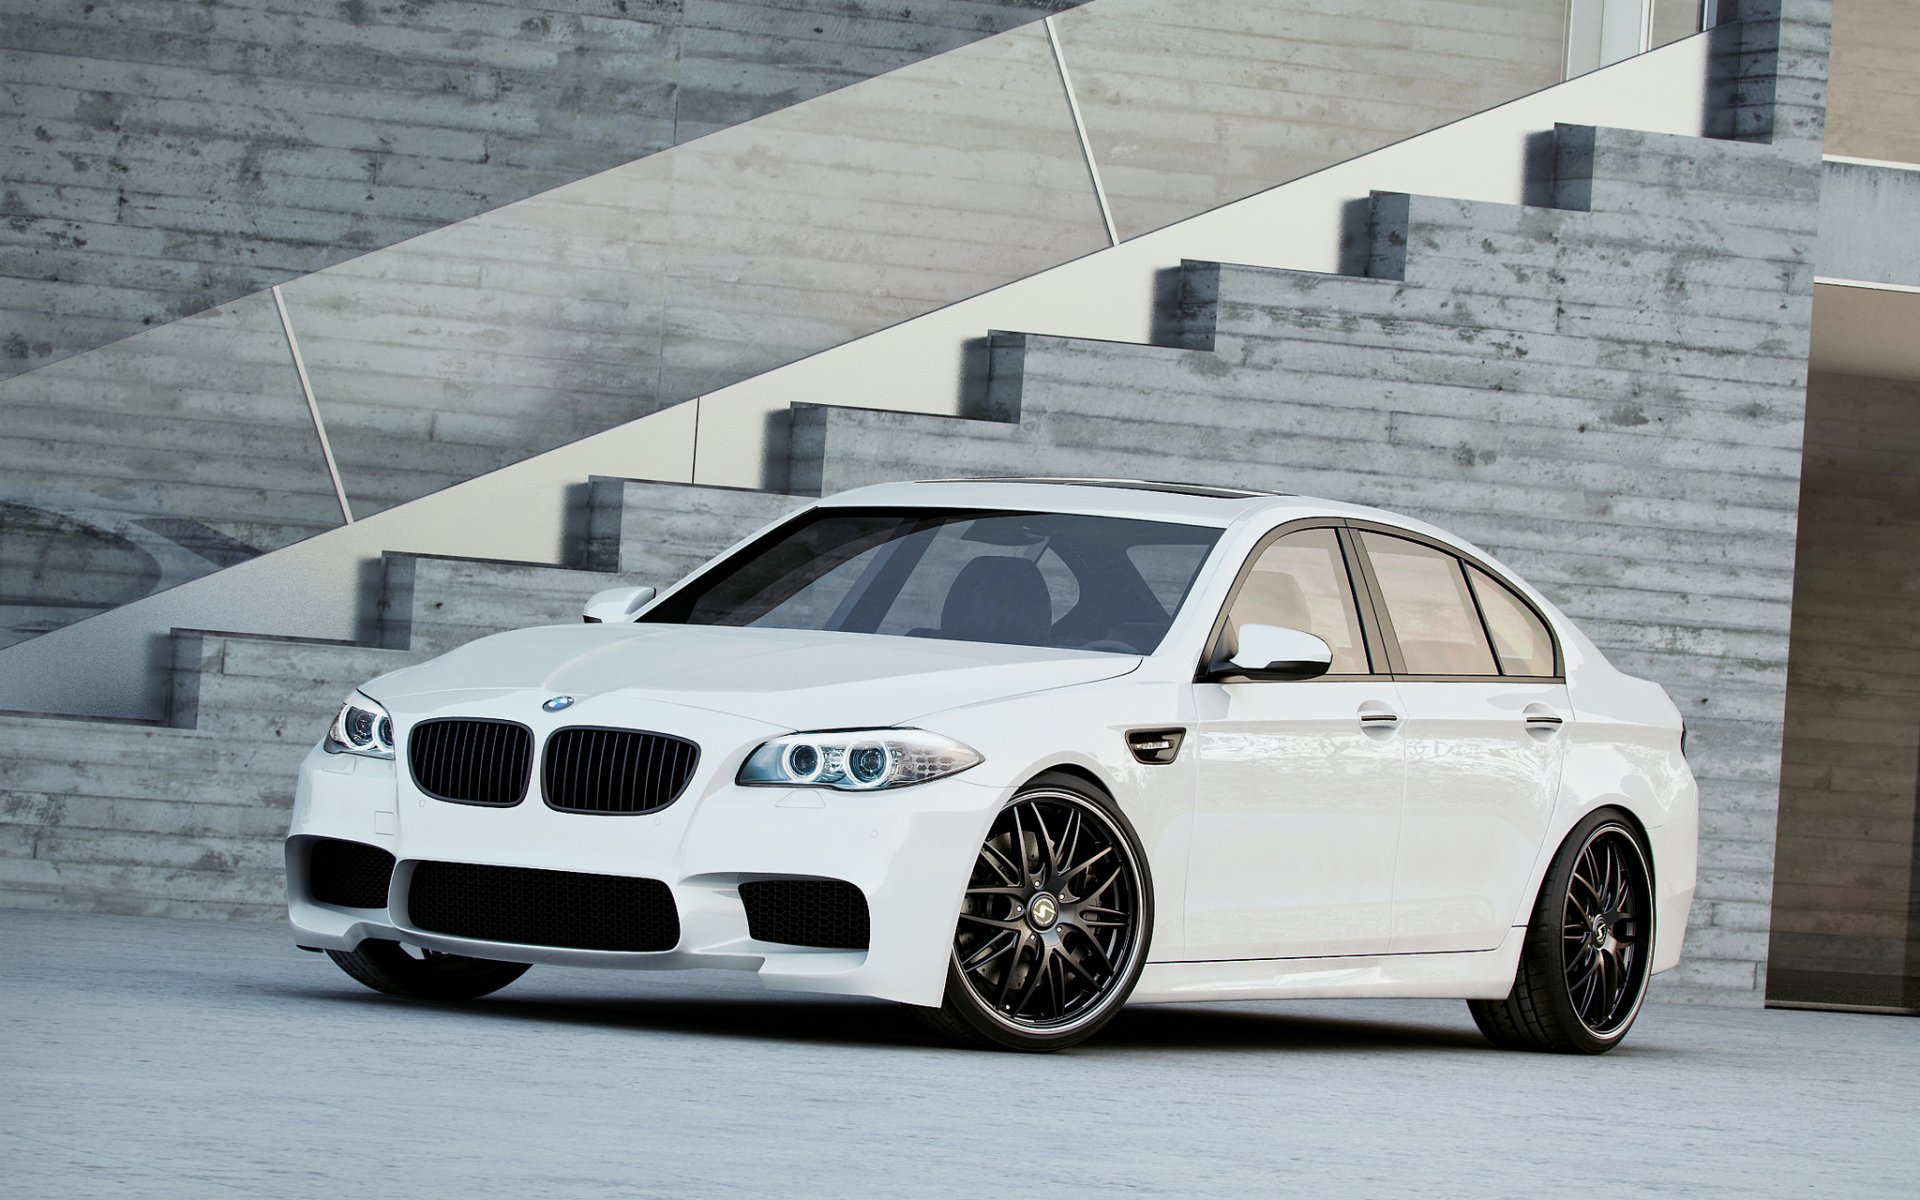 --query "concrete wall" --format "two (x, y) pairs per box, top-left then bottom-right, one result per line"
(0, 29), (1734, 722)
(1054, 0), (1569, 238)
(0, 0), (1593, 655)
(0, 0), (1079, 379)
(1818, 161), (1920, 288)
(0, 481), (800, 920)
(1770, 371), (1920, 1010)
(787, 102), (1827, 1002)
